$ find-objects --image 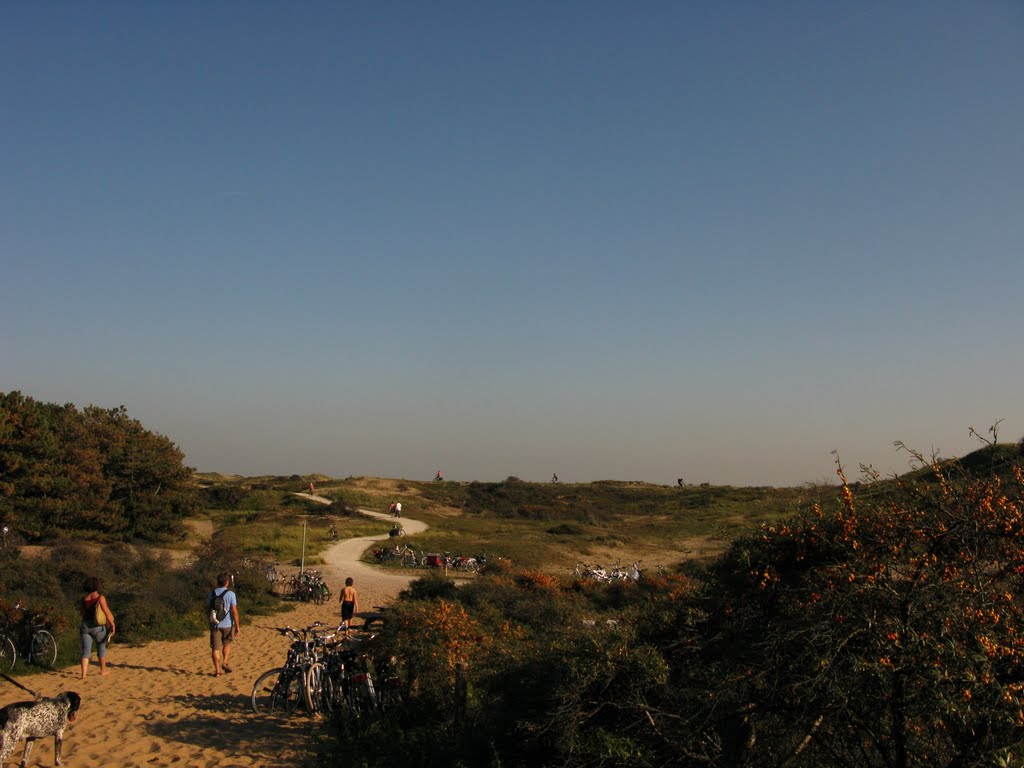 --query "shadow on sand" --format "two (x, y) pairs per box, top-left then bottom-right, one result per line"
(146, 692), (329, 765)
